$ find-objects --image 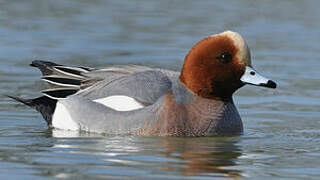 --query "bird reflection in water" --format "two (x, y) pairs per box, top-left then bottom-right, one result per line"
(49, 129), (244, 179)
(160, 136), (243, 178)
